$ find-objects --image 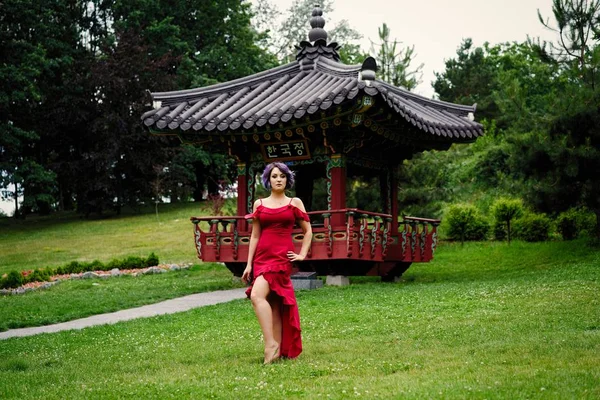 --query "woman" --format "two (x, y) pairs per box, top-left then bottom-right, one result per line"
(242, 162), (312, 364)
